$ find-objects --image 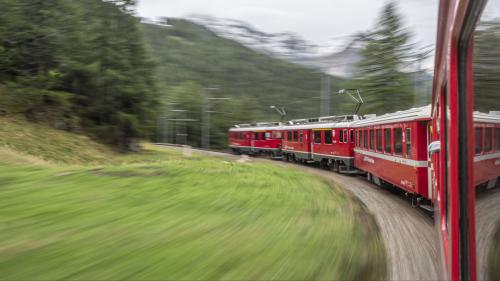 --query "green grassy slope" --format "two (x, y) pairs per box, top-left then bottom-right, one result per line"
(0, 120), (385, 280)
(141, 19), (352, 120)
(0, 117), (117, 165)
